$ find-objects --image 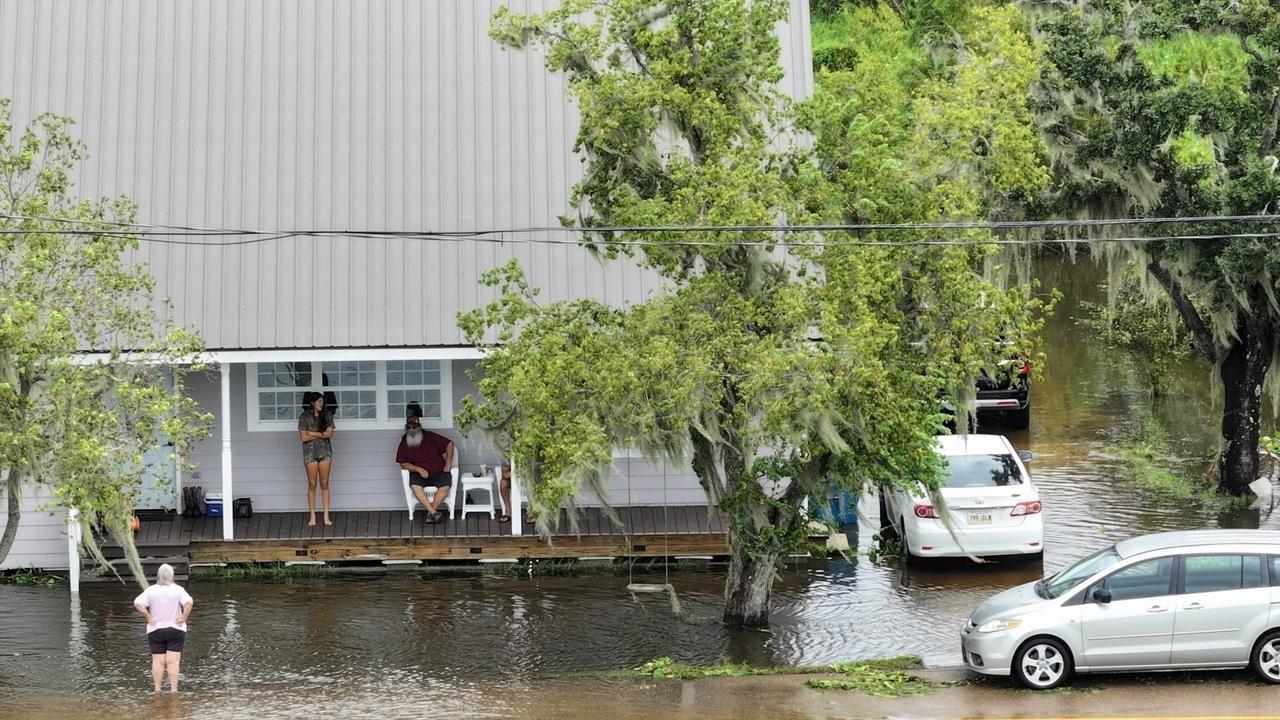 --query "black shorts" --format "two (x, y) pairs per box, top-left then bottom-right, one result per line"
(148, 627), (186, 654)
(408, 471), (452, 489)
